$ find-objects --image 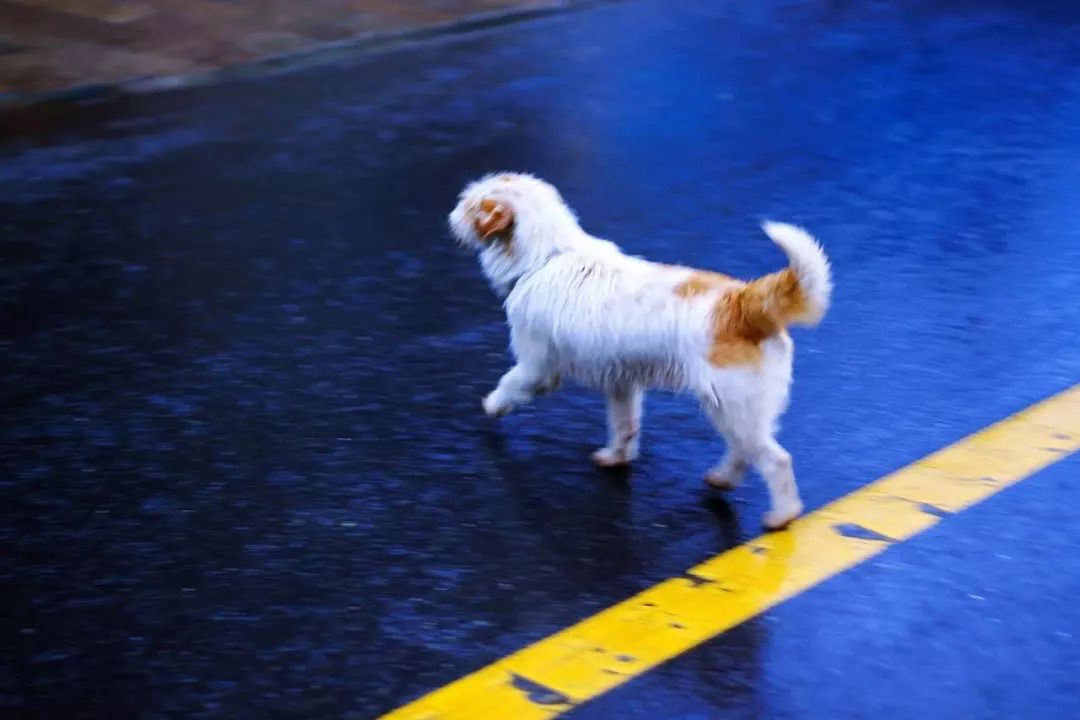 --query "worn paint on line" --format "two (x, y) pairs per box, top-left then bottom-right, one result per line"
(380, 384), (1080, 720)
